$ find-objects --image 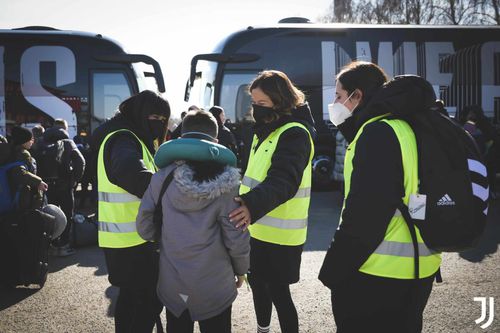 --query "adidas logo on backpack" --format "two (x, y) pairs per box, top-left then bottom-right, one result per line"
(437, 194), (456, 206)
